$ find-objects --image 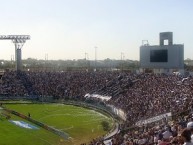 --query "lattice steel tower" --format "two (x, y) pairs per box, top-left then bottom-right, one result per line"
(0, 35), (30, 71)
